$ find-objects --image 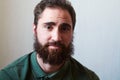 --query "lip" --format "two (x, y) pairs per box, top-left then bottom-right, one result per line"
(48, 45), (61, 49)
